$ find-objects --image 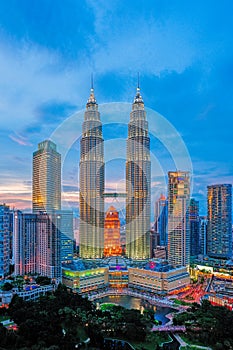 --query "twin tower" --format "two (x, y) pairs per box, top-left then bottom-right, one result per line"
(79, 85), (151, 260)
